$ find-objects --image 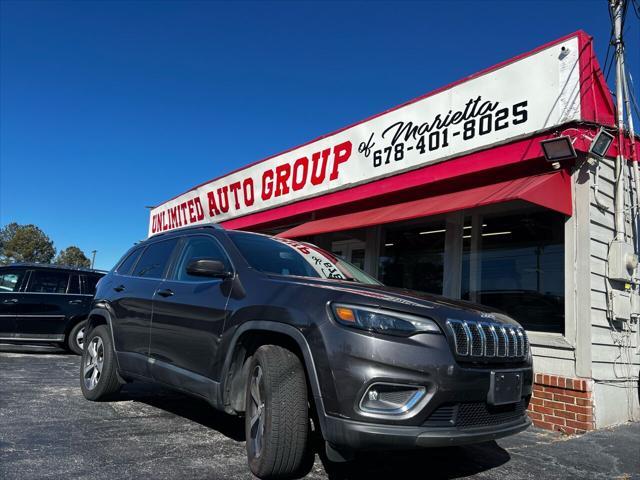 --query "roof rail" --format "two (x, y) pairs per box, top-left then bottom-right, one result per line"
(148, 223), (224, 239)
